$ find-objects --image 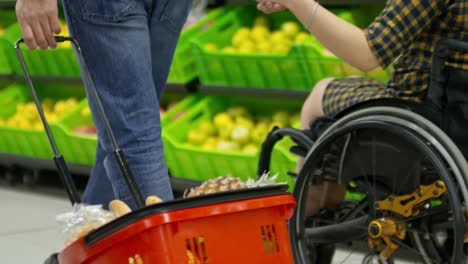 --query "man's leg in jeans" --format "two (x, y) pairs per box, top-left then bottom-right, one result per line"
(82, 142), (116, 207)
(149, 0), (192, 99)
(62, 0), (173, 209)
